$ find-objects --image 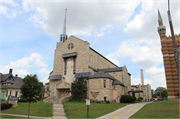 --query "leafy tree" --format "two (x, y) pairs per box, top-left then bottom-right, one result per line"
(20, 74), (44, 118)
(154, 87), (168, 98)
(70, 77), (87, 99)
(151, 89), (155, 98)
